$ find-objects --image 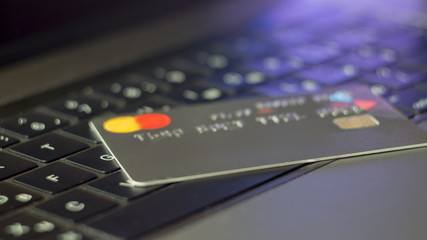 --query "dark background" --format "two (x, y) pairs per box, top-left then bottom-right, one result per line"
(0, 0), (200, 66)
